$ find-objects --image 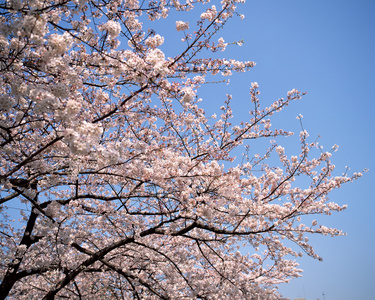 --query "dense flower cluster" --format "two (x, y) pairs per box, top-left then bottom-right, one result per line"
(181, 87), (196, 103)
(0, 0), (362, 299)
(145, 34), (164, 48)
(176, 21), (189, 31)
(201, 5), (218, 21)
(48, 33), (73, 55)
(100, 20), (122, 38)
